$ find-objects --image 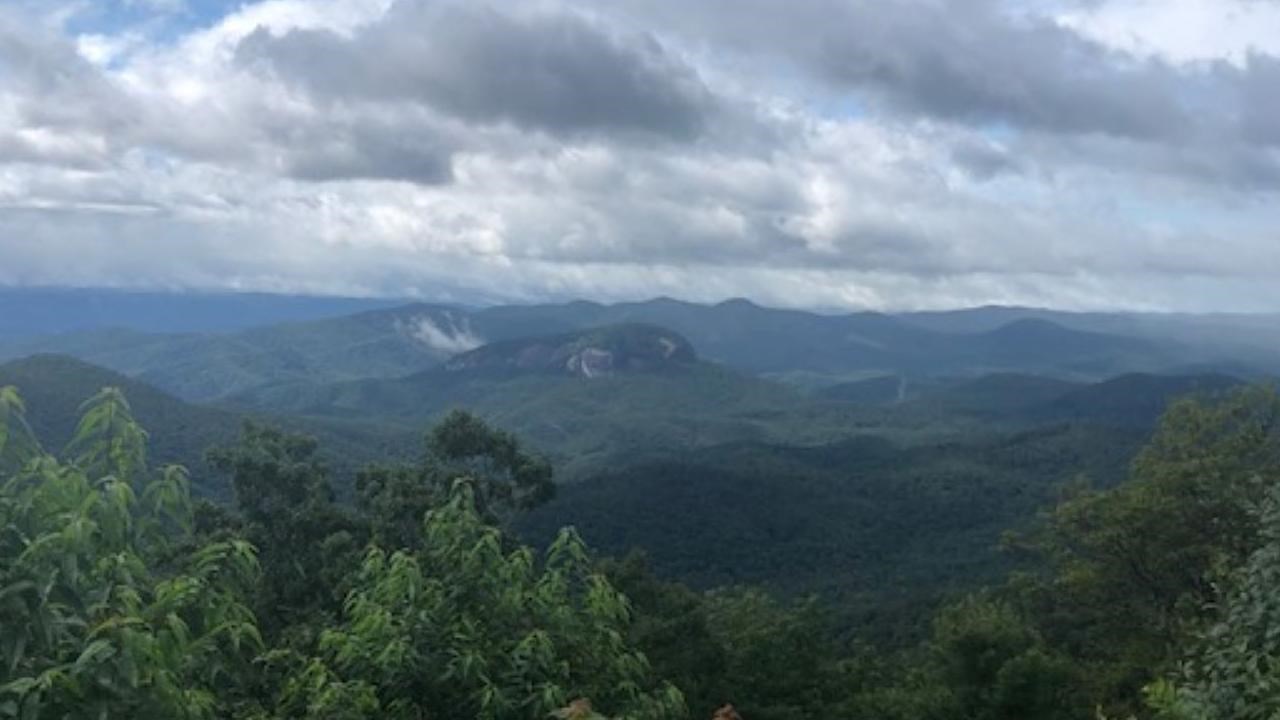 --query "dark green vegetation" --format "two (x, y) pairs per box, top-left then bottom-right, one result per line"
(0, 391), (682, 719)
(6, 294), (1280, 718)
(517, 424), (1144, 643)
(0, 355), (418, 501)
(6, 382), (1280, 718)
